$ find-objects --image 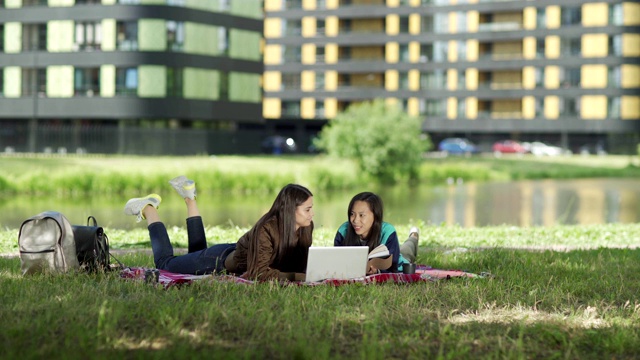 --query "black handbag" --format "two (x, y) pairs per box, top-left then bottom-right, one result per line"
(72, 216), (110, 272)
